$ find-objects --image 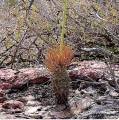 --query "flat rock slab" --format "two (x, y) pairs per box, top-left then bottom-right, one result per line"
(68, 60), (118, 81)
(0, 67), (50, 91)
